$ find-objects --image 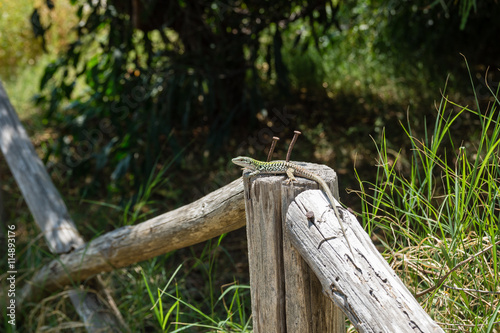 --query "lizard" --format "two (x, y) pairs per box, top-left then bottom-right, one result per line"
(232, 156), (355, 260)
